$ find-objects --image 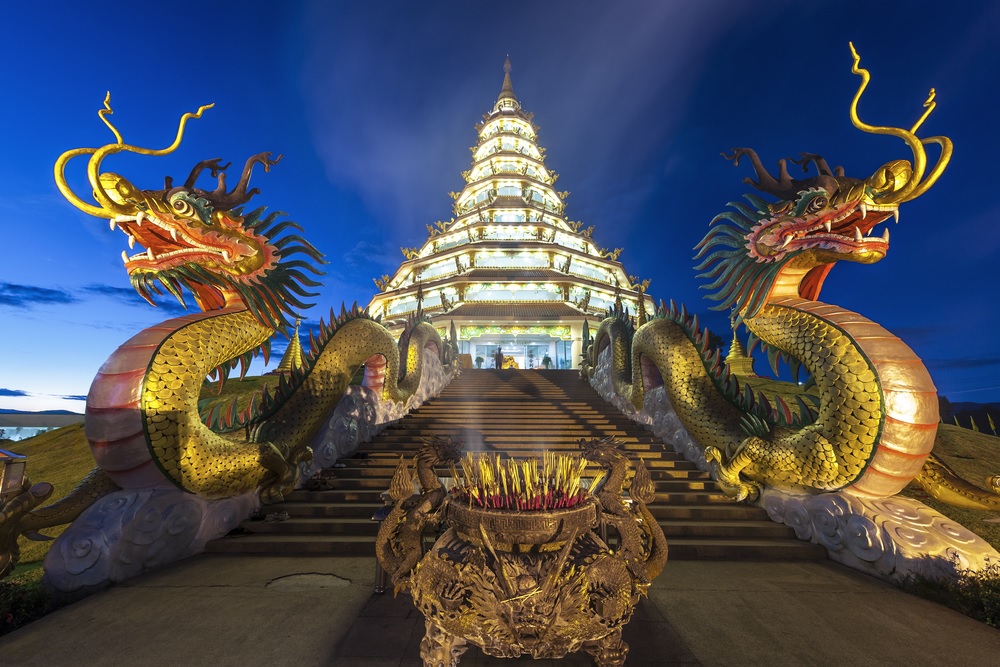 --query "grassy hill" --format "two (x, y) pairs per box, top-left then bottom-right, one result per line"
(5, 423), (94, 566)
(899, 424), (1000, 550)
(197, 374), (282, 427)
